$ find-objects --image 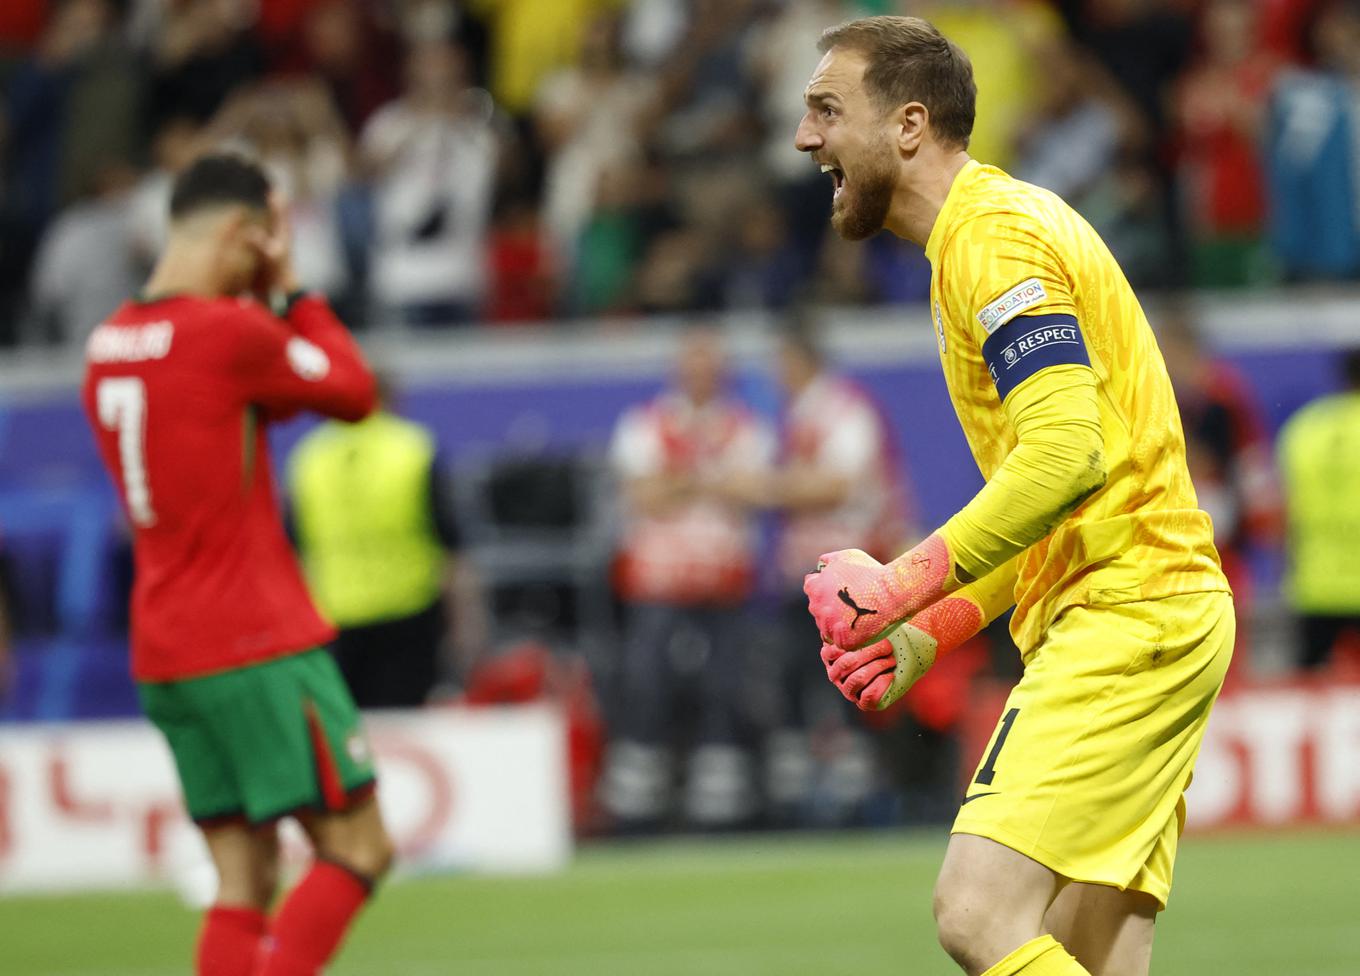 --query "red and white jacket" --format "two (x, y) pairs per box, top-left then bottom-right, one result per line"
(776, 376), (916, 585)
(611, 392), (773, 606)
